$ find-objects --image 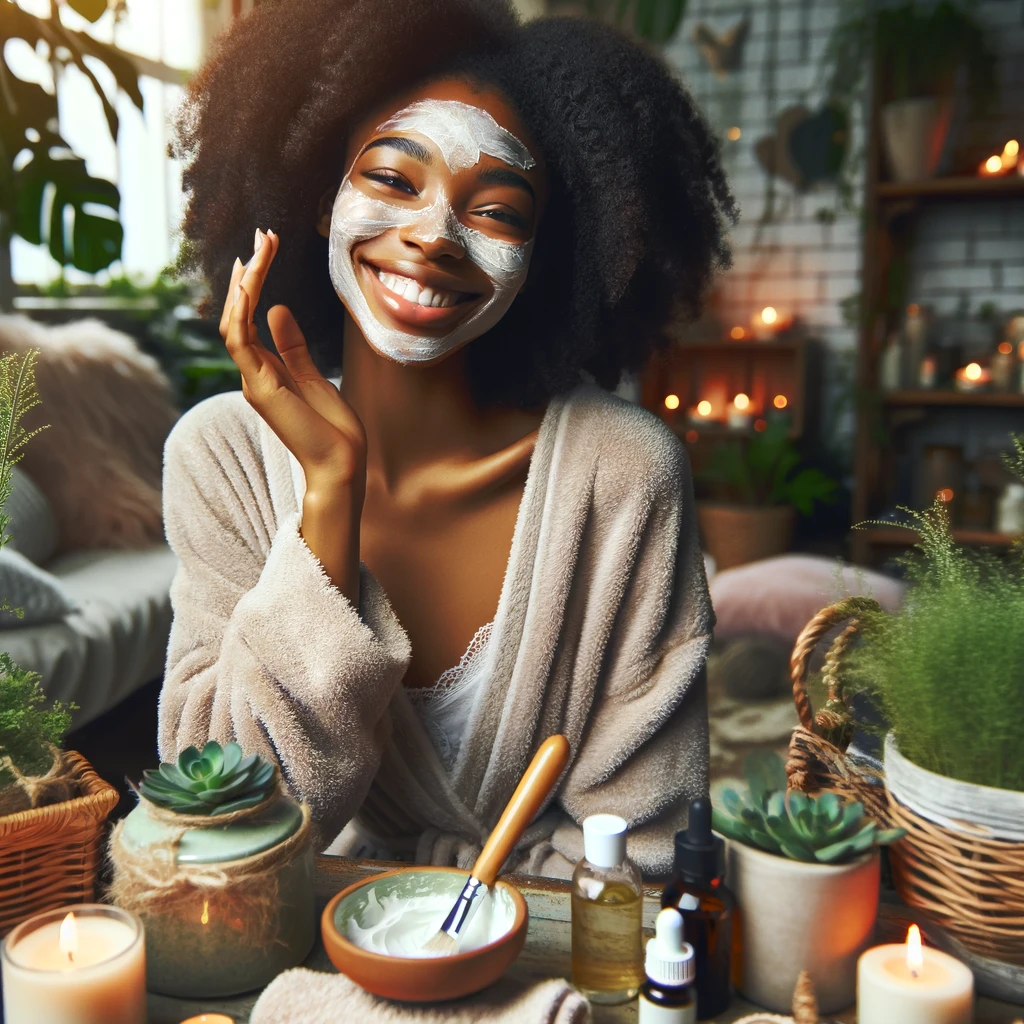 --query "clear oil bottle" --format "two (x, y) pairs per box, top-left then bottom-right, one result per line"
(571, 814), (644, 1004)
